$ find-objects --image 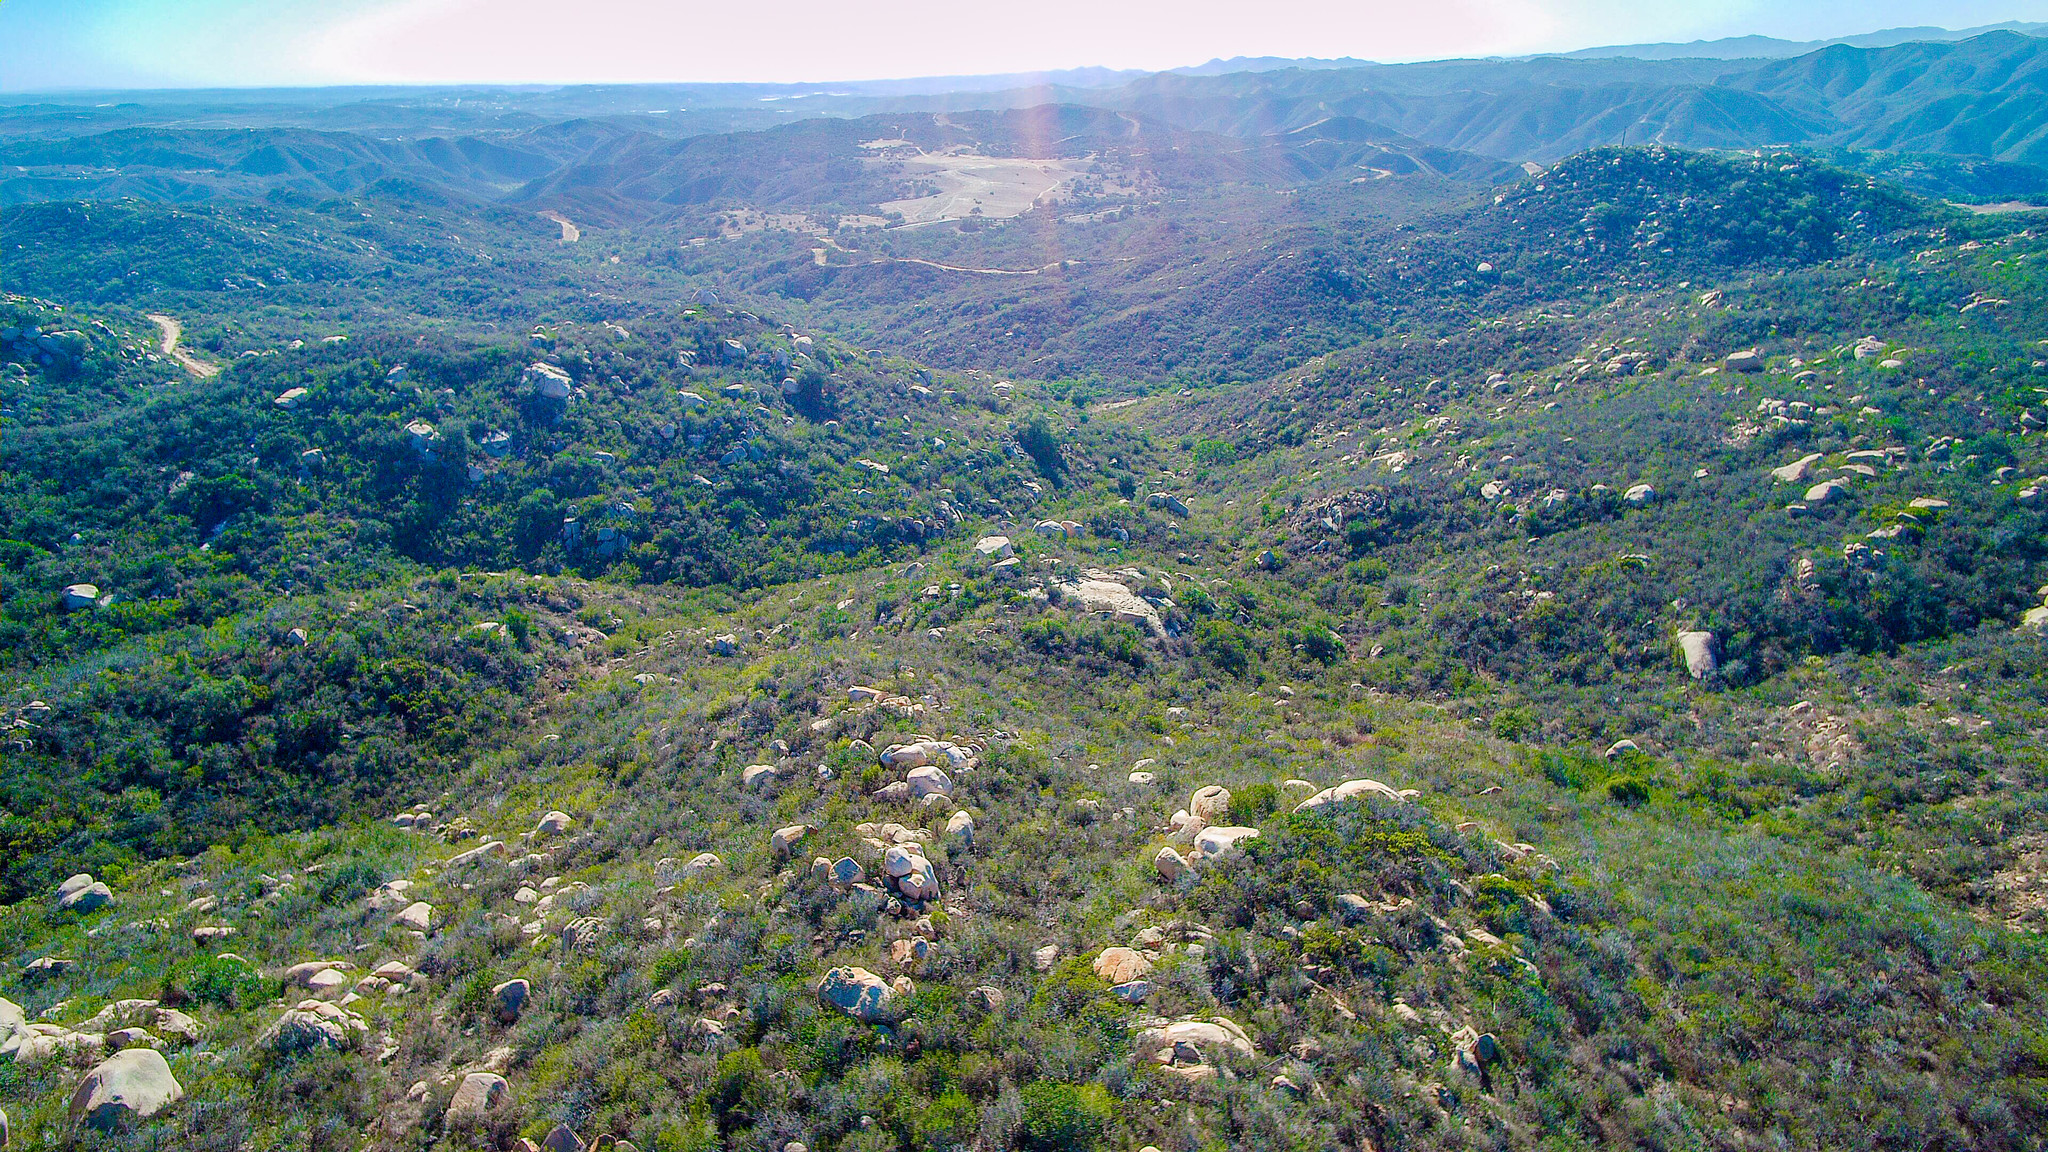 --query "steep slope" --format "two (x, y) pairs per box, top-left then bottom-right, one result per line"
(1727, 32), (2048, 162)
